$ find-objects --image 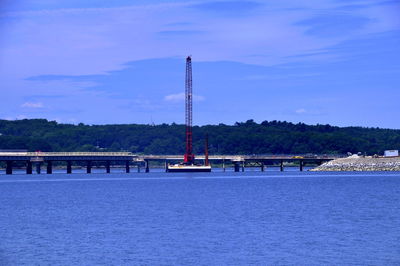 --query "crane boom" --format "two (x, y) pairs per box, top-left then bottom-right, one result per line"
(184, 56), (195, 164)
